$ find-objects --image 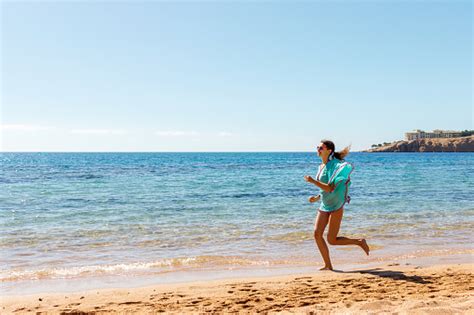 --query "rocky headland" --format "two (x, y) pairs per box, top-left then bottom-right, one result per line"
(366, 135), (474, 152)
